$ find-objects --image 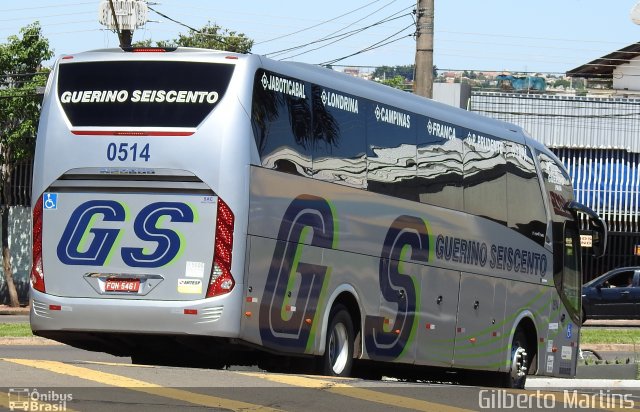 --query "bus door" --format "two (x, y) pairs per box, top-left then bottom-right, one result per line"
(415, 267), (460, 367)
(546, 222), (582, 377)
(453, 273), (507, 370)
